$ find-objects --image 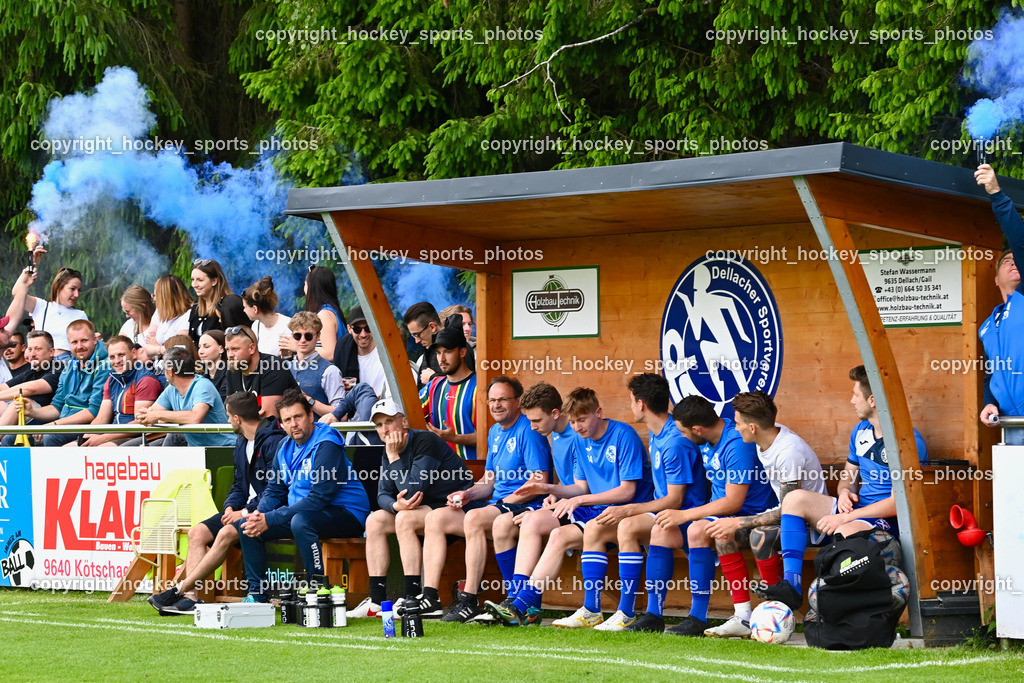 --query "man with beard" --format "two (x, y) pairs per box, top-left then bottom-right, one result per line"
(225, 324), (297, 419)
(421, 319), (478, 460)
